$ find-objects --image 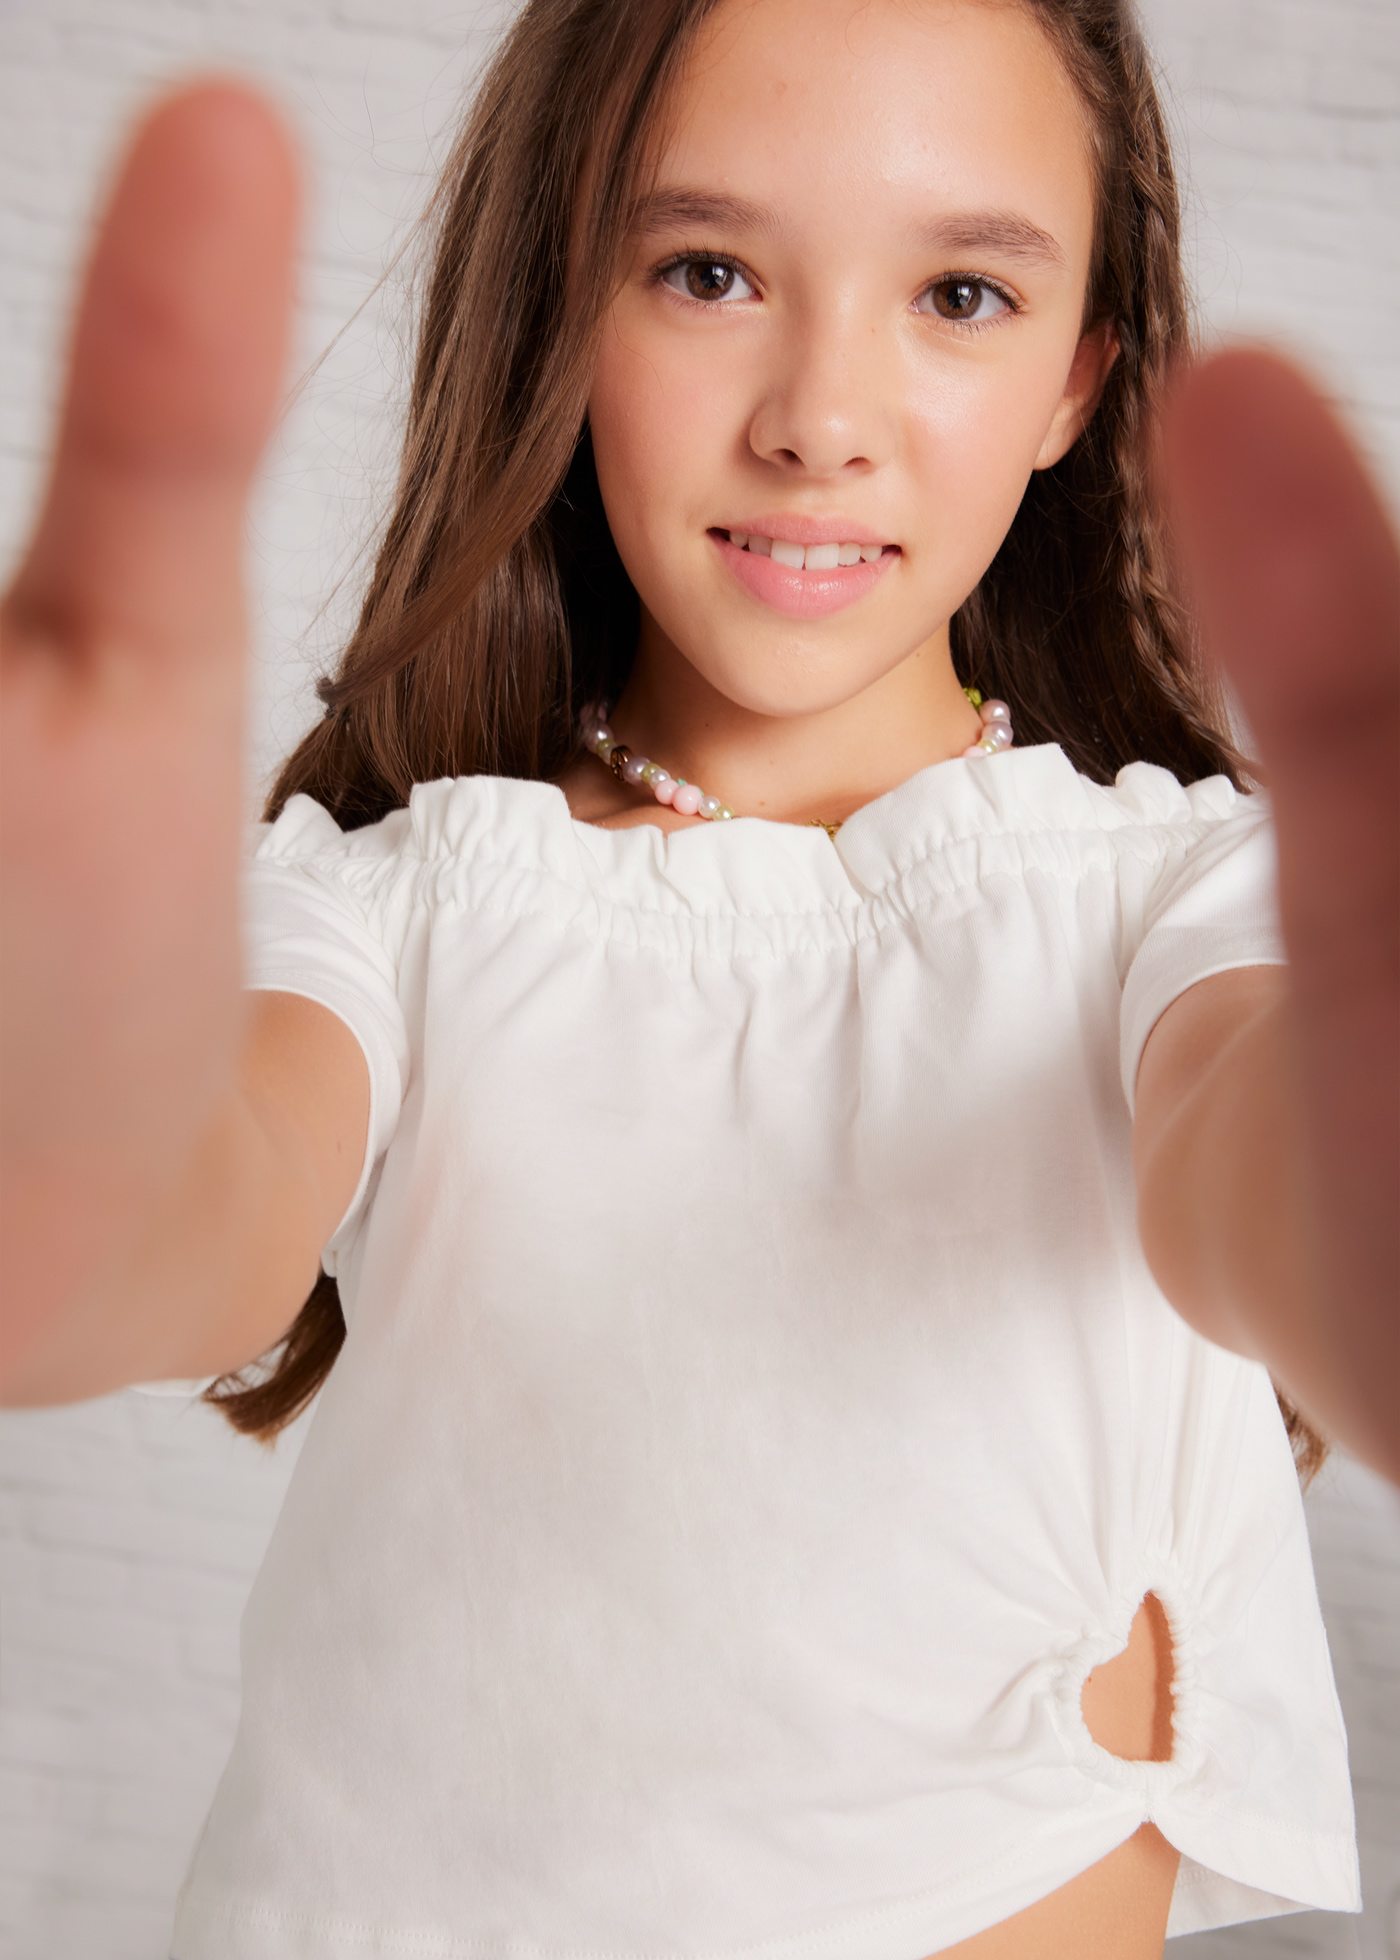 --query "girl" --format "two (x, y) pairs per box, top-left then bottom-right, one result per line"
(2, 0), (1393, 1954)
